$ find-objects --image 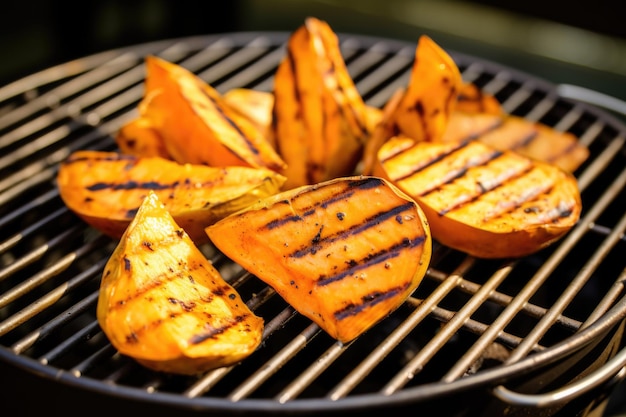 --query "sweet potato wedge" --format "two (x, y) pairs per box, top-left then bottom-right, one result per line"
(373, 137), (582, 258)
(56, 150), (286, 243)
(392, 35), (463, 143)
(97, 191), (263, 375)
(206, 176), (432, 343)
(139, 55), (286, 171)
(441, 111), (589, 172)
(272, 17), (370, 189)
